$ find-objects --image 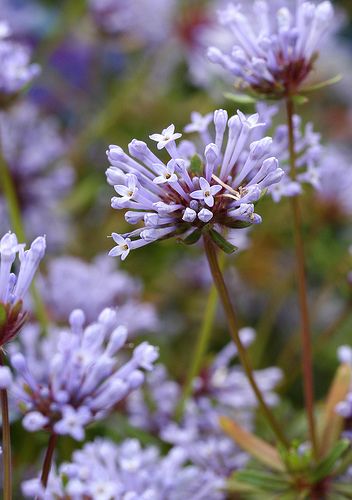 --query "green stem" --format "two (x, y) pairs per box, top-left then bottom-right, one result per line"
(0, 144), (49, 332)
(0, 147), (25, 241)
(39, 433), (58, 490)
(286, 97), (318, 459)
(203, 235), (289, 448)
(0, 352), (12, 500)
(175, 281), (219, 420)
